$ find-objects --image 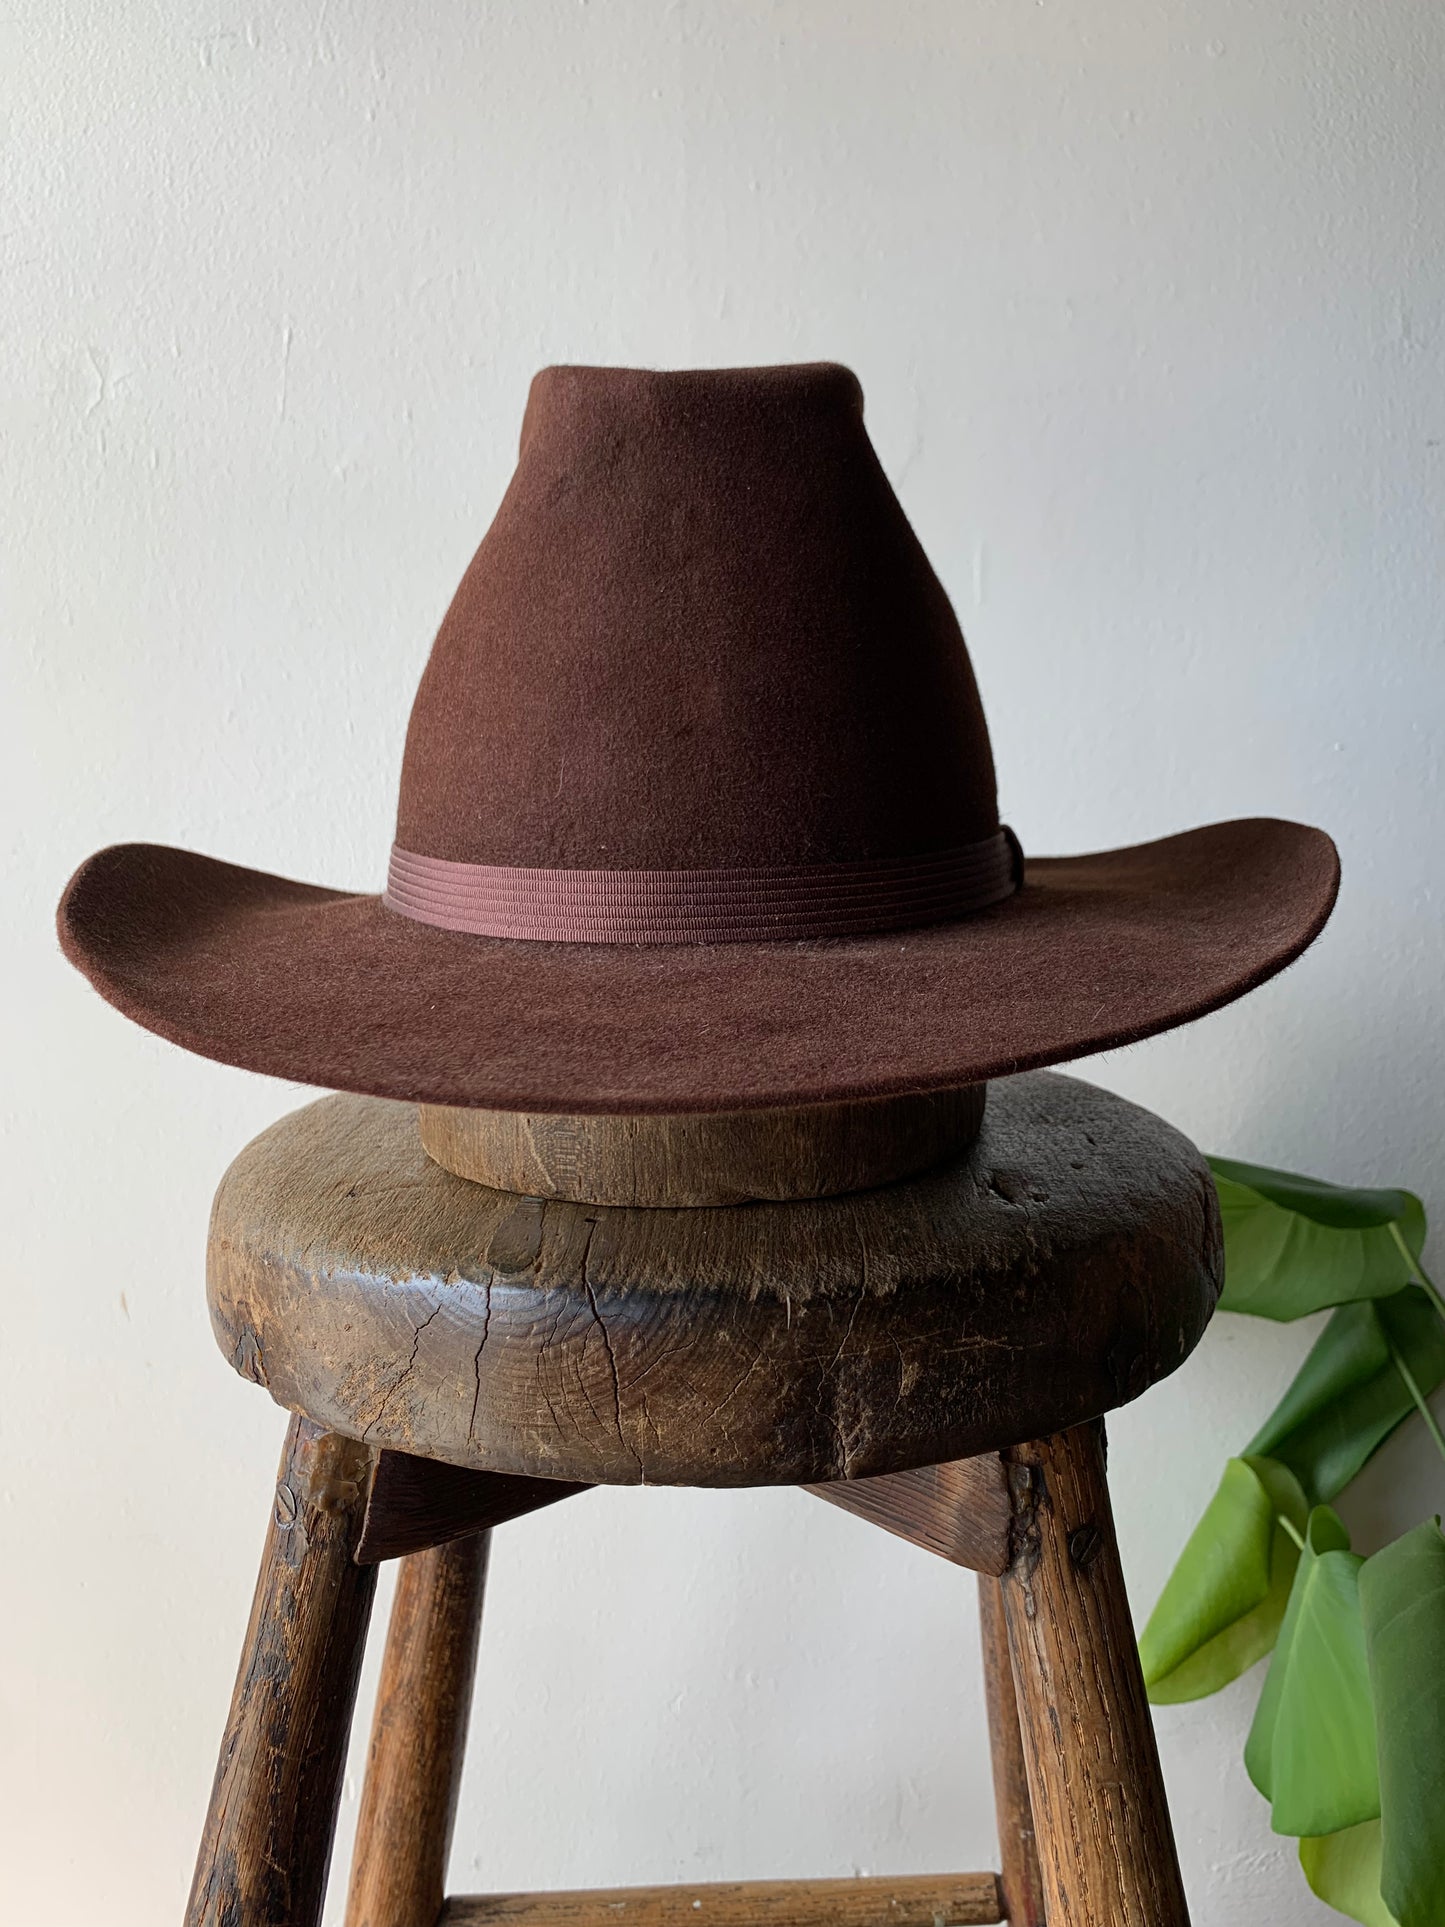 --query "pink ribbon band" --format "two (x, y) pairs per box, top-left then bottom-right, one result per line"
(383, 828), (1021, 944)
